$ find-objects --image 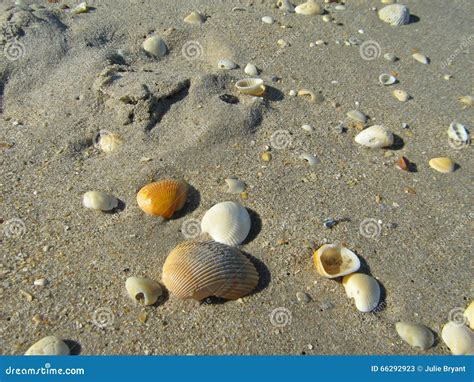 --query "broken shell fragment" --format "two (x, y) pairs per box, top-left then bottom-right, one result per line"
(448, 122), (470, 144)
(94, 130), (123, 153)
(299, 153), (320, 166)
(412, 52), (429, 64)
(458, 95), (473, 107)
(396, 156), (410, 171)
(244, 63), (258, 76)
(395, 322), (435, 350)
(235, 78), (266, 96)
(342, 273), (380, 312)
(72, 1), (89, 14)
(393, 89), (410, 102)
(384, 52), (397, 62)
(125, 276), (162, 306)
(218, 58), (238, 70)
(295, 0), (323, 15)
(441, 321), (474, 355)
(184, 11), (206, 25)
(225, 178), (246, 194)
(378, 4), (410, 26)
(429, 157), (455, 173)
(83, 191), (118, 211)
(162, 240), (259, 300)
(261, 16), (274, 24)
(347, 110), (368, 123)
(142, 35), (168, 58)
(379, 73), (397, 85)
(297, 89), (320, 103)
(313, 244), (360, 279)
(25, 336), (70, 355)
(276, 0), (295, 12)
(464, 302), (474, 330)
(136, 179), (188, 218)
(355, 125), (394, 148)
